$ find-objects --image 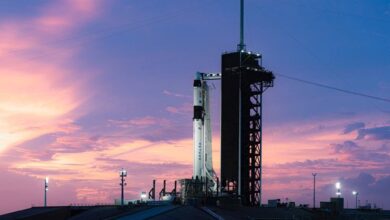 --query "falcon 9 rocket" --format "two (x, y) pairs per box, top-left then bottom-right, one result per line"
(193, 72), (217, 189)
